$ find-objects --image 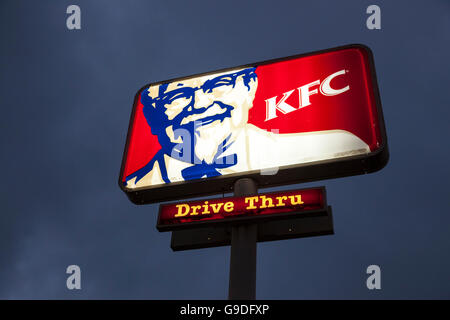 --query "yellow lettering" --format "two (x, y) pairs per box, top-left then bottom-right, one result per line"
(202, 201), (211, 215)
(190, 205), (201, 216)
(288, 195), (304, 205)
(174, 204), (190, 217)
(275, 196), (288, 207)
(210, 202), (224, 213)
(245, 196), (259, 210)
(260, 195), (275, 209)
(224, 201), (234, 213)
